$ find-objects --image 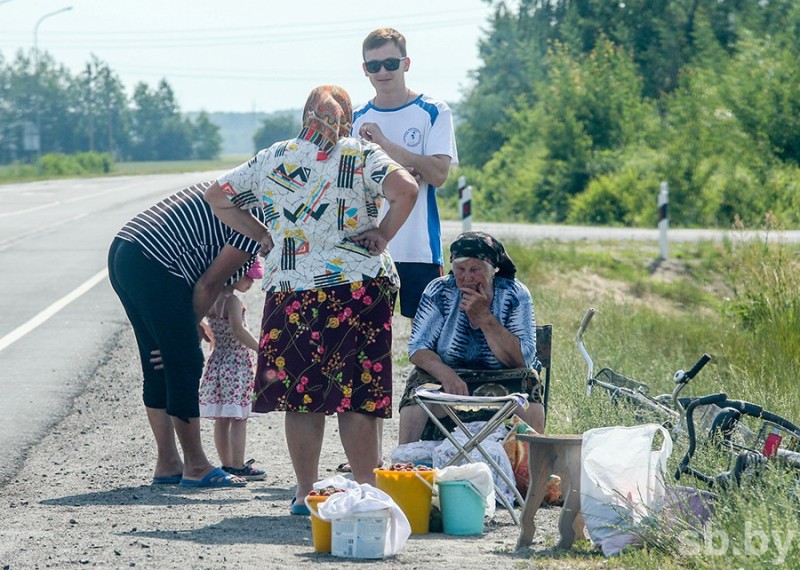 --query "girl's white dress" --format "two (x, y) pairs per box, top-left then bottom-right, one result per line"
(199, 295), (255, 419)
